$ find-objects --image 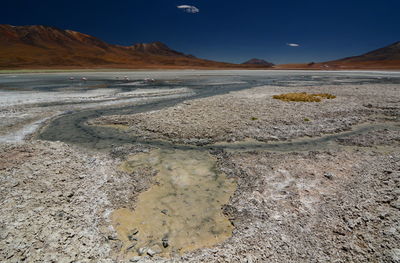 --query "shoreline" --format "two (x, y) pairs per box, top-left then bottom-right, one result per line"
(2, 68), (400, 75)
